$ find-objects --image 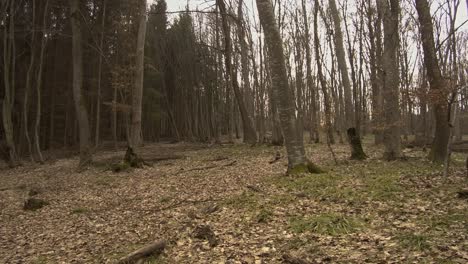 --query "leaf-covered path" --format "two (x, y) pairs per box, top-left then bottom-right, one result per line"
(0, 142), (467, 263)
